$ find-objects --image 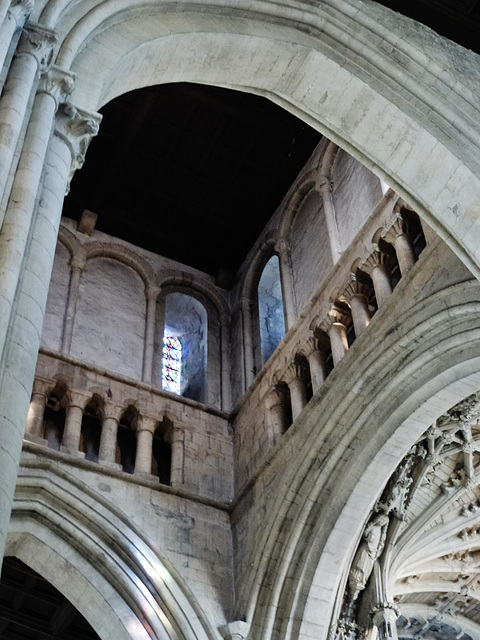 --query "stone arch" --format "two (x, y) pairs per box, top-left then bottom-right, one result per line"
(85, 241), (155, 288)
(233, 277), (480, 640)
(38, 0), (480, 280)
(8, 461), (216, 640)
